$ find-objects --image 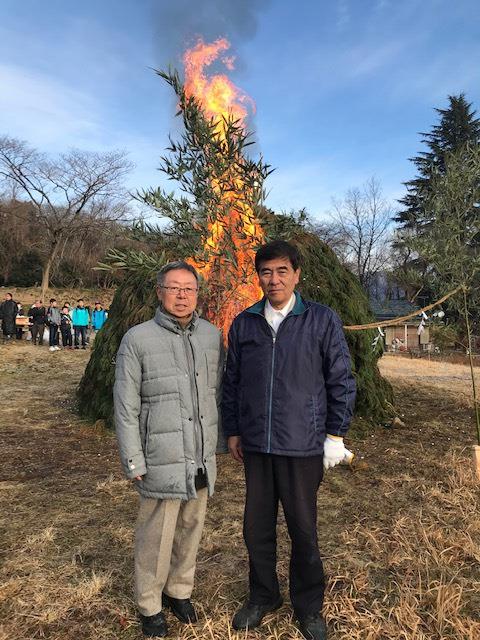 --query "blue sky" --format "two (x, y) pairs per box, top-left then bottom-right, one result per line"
(1, 0), (479, 220)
